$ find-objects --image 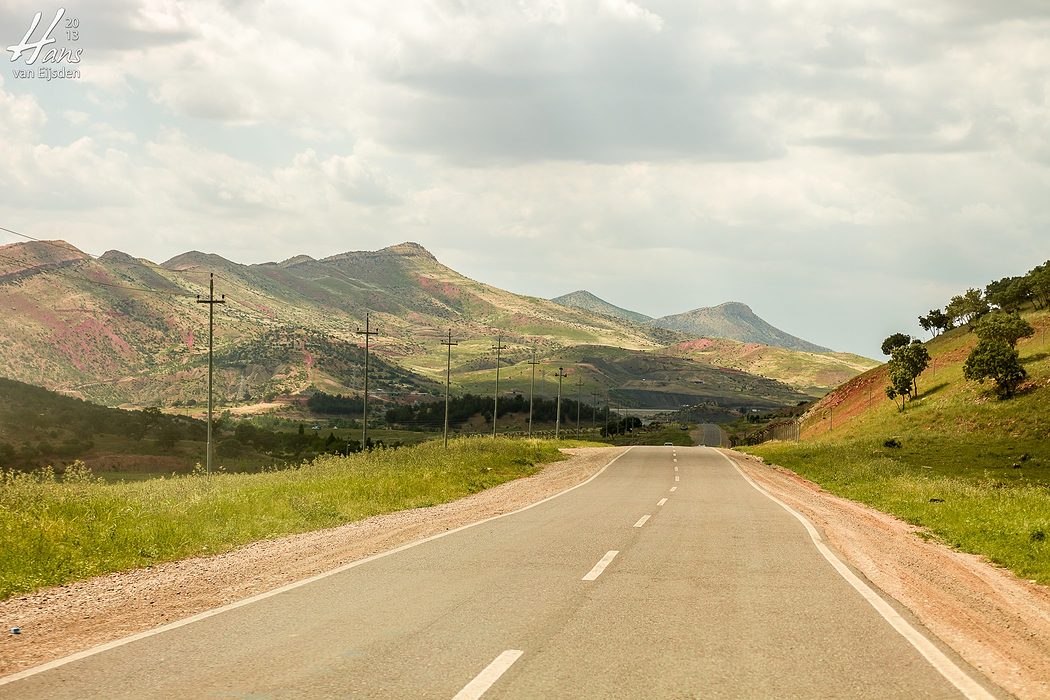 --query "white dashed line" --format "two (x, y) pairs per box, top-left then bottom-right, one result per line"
(673, 458), (678, 463)
(670, 486), (677, 492)
(633, 514), (651, 528)
(582, 550), (619, 581)
(453, 650), (524, 700)
(657, 498), (668, 506)
(674, 466), (678, 472)
(675, 475), (680, 482)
